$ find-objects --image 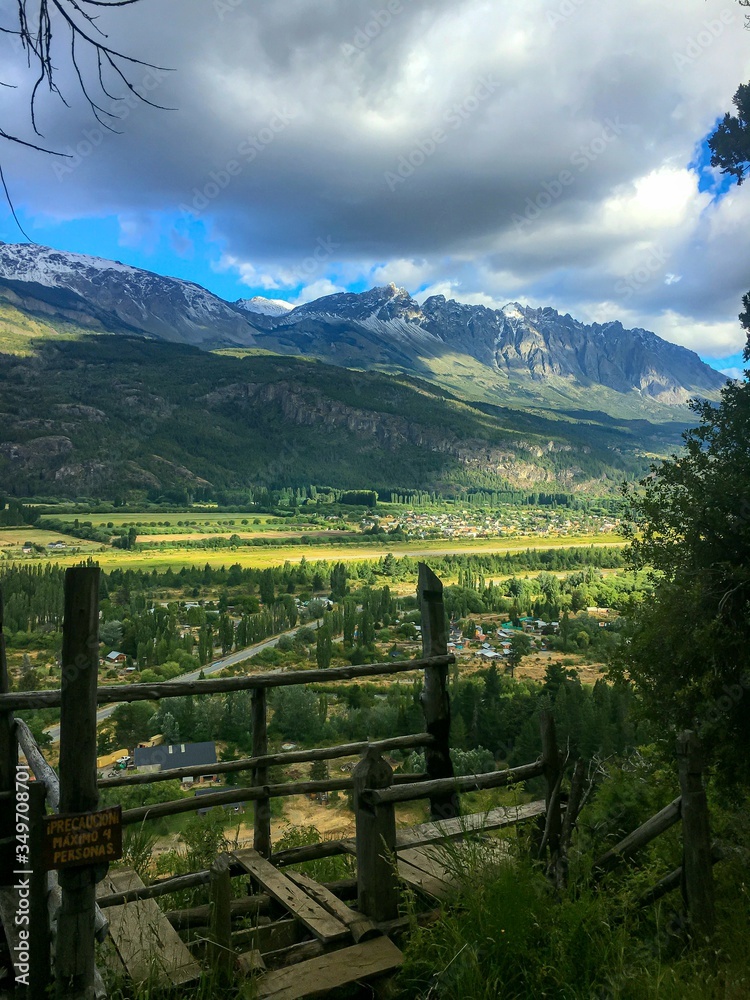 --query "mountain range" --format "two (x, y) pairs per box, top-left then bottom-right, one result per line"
(0, 241), (727, 499)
